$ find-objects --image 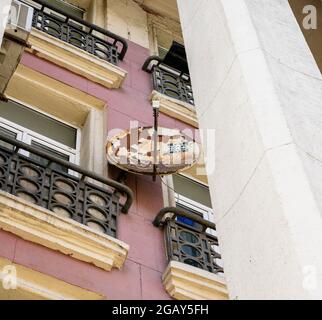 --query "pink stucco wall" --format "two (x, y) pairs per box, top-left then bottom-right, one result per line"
(0, 40), (197, 299)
